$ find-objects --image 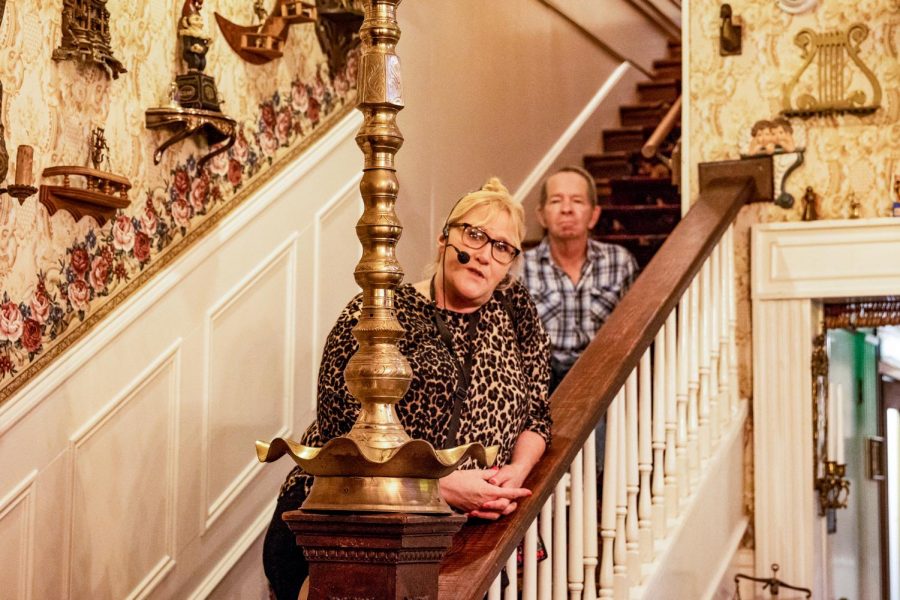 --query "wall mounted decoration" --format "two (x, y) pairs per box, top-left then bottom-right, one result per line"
(776, 0), (818, 14)
(741, 117), (805, 208)
(315, 0), (364, 75)
(892, 174), (900, 217)
(52, 0), (127, 79)
(719, 4), (742, 56)
(38, 128), (131, 225)
(146, 0), (236, 167)
(215, 0), (317, 65)
(0, 82), (39, 203)
(801, 186), (818, 221)
(781, 23), (881, 117)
